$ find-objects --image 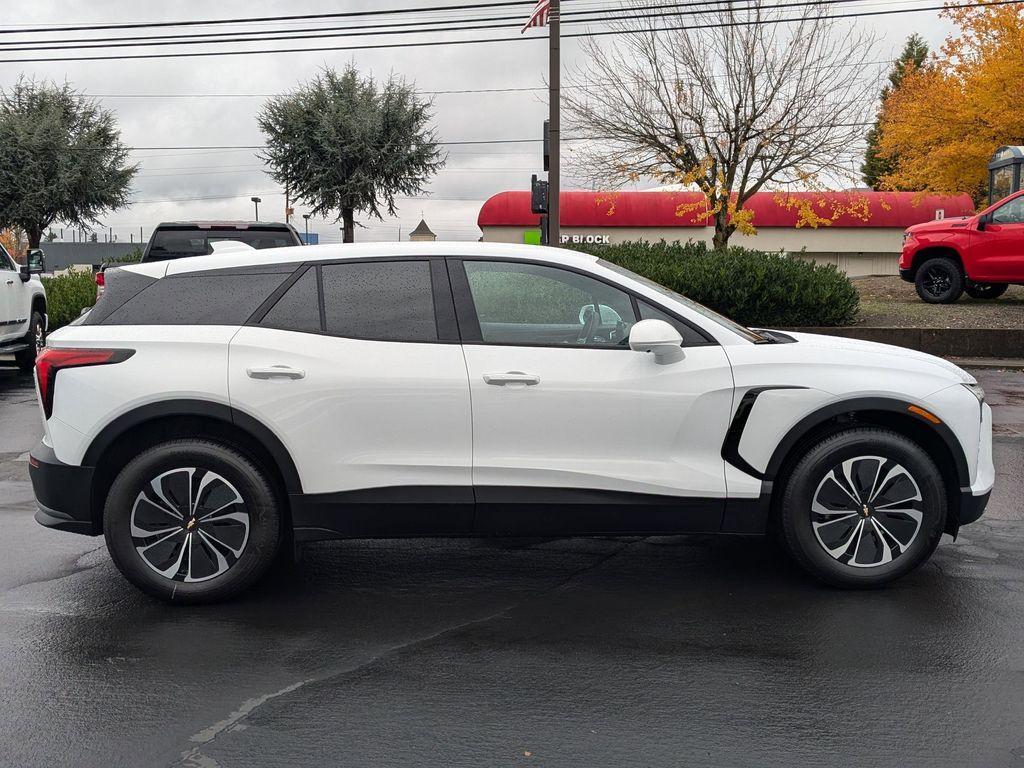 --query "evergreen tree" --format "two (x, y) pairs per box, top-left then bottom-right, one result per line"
(862, 34), (929, 189)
